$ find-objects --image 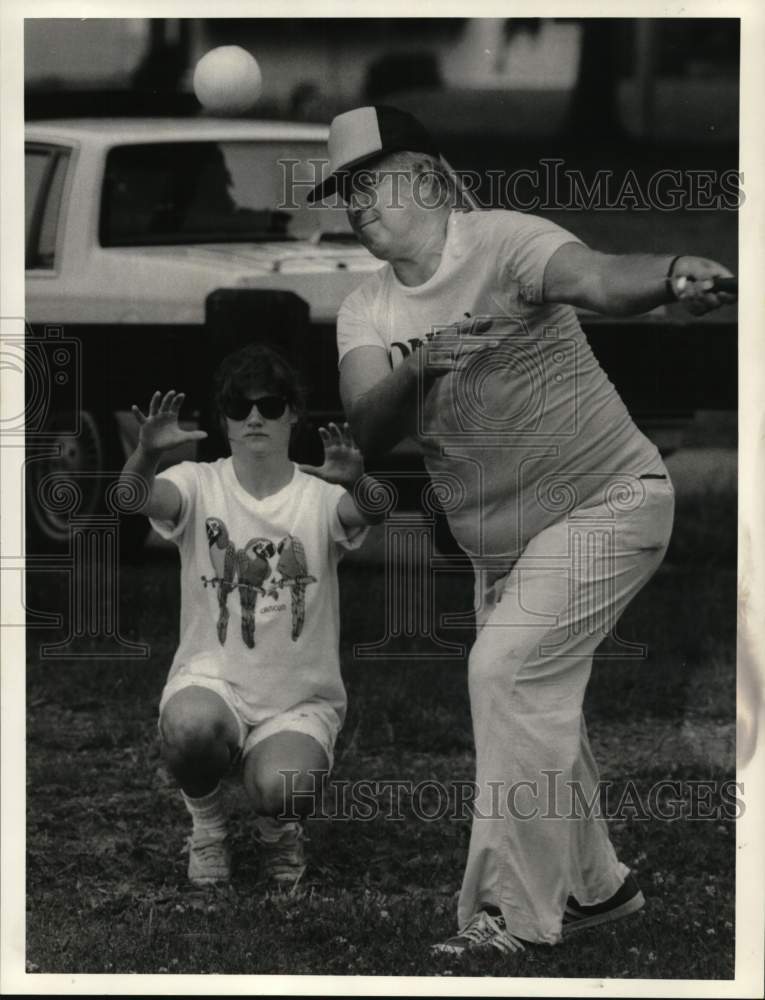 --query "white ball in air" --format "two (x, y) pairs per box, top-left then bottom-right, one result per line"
(193, 46), (263, 115)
